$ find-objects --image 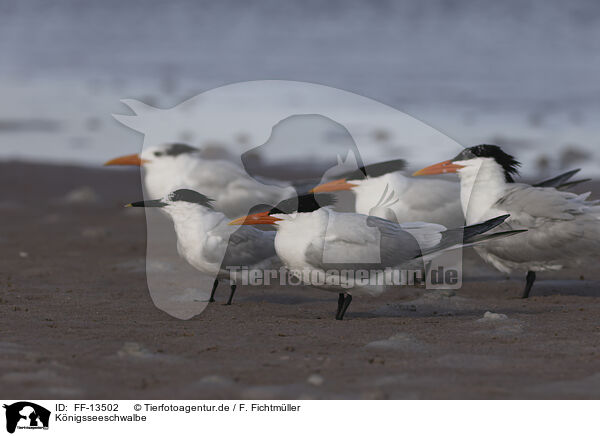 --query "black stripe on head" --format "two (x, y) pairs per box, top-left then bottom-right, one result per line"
(168, 189), (214, 208)
(269, 193), (336, 215)
(336, 159), (407, 181)
(154, 143), (199, 157)
(453, 144), (521, 182)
